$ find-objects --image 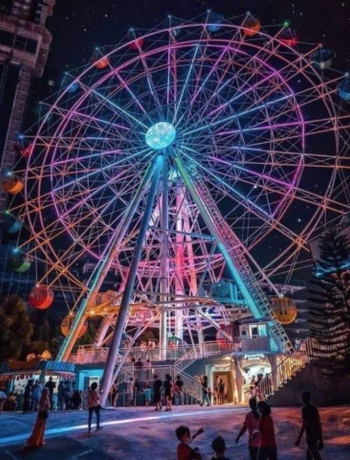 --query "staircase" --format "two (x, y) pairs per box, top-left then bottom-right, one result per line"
(258, 337), (313, 399)
(175, 157), (294, 355)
